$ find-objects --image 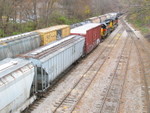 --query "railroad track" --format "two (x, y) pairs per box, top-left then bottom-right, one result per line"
(24, 24), (124, 113)
(69, 22), (131, 113)
(24, 20), (150, 113)
(122, 19), (150, 113)
(93, 29), (132, 113)
(51, 29), (124, 113)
